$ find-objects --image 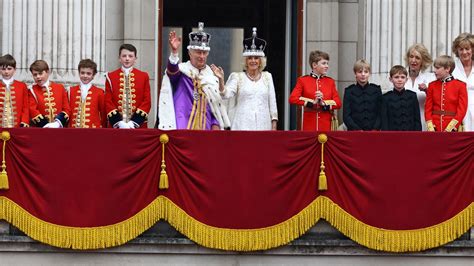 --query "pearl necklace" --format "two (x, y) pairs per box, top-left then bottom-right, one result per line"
(246, 72), (261, 82)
